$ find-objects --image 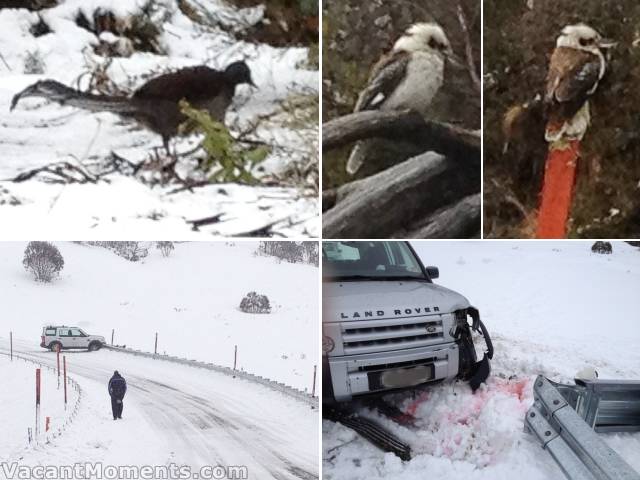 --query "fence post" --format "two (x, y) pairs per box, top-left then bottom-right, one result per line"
(57, 349), (60, 389)
(10, 331), (13, 361)
(312, 365), (317, 397)
(63, 356), (67, 410)
(35, 368), (41, 439)
(111, 329), (114, 346)
(46, 417), (50, 432)
(154, 332), (158, 355)
(233, 345), (238, 370)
